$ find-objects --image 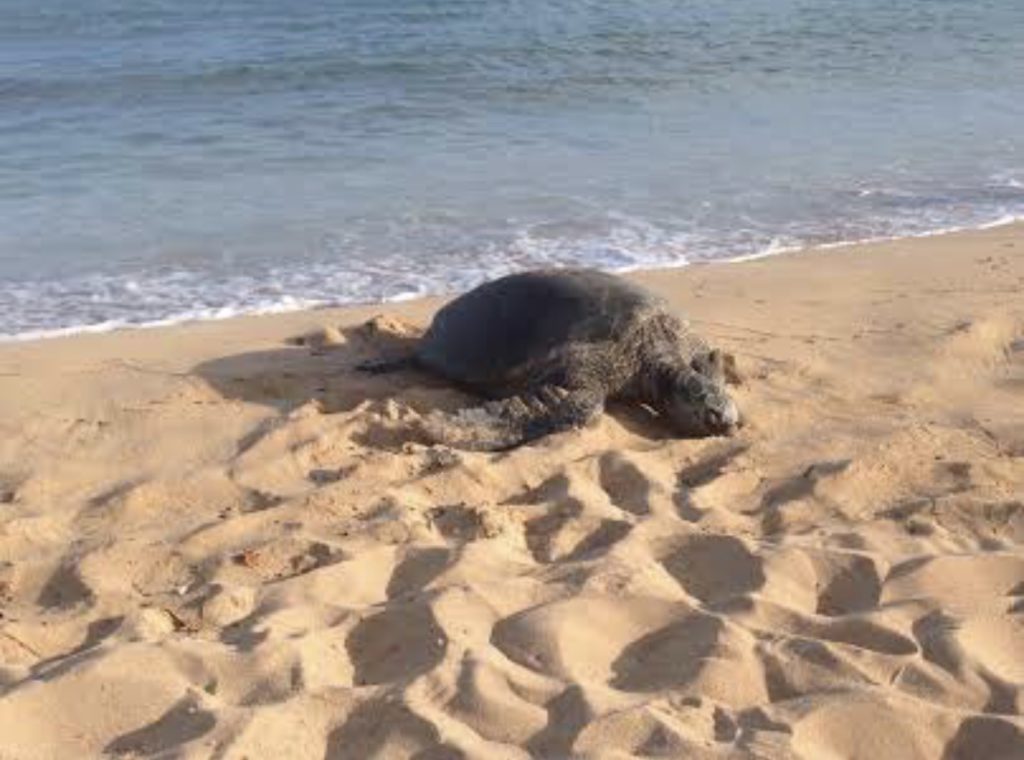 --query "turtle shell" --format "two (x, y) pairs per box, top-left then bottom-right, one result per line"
(417, 268), (664, 390)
